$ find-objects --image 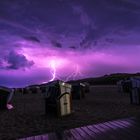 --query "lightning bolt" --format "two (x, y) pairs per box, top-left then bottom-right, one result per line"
(49, 60), (56, 82)
(42, 59), (63, 83)
(42, 60), (83, 83)
(65, 65), (83, 81)
(49, 60), (65, 82)
(73, 65), (83, 80)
